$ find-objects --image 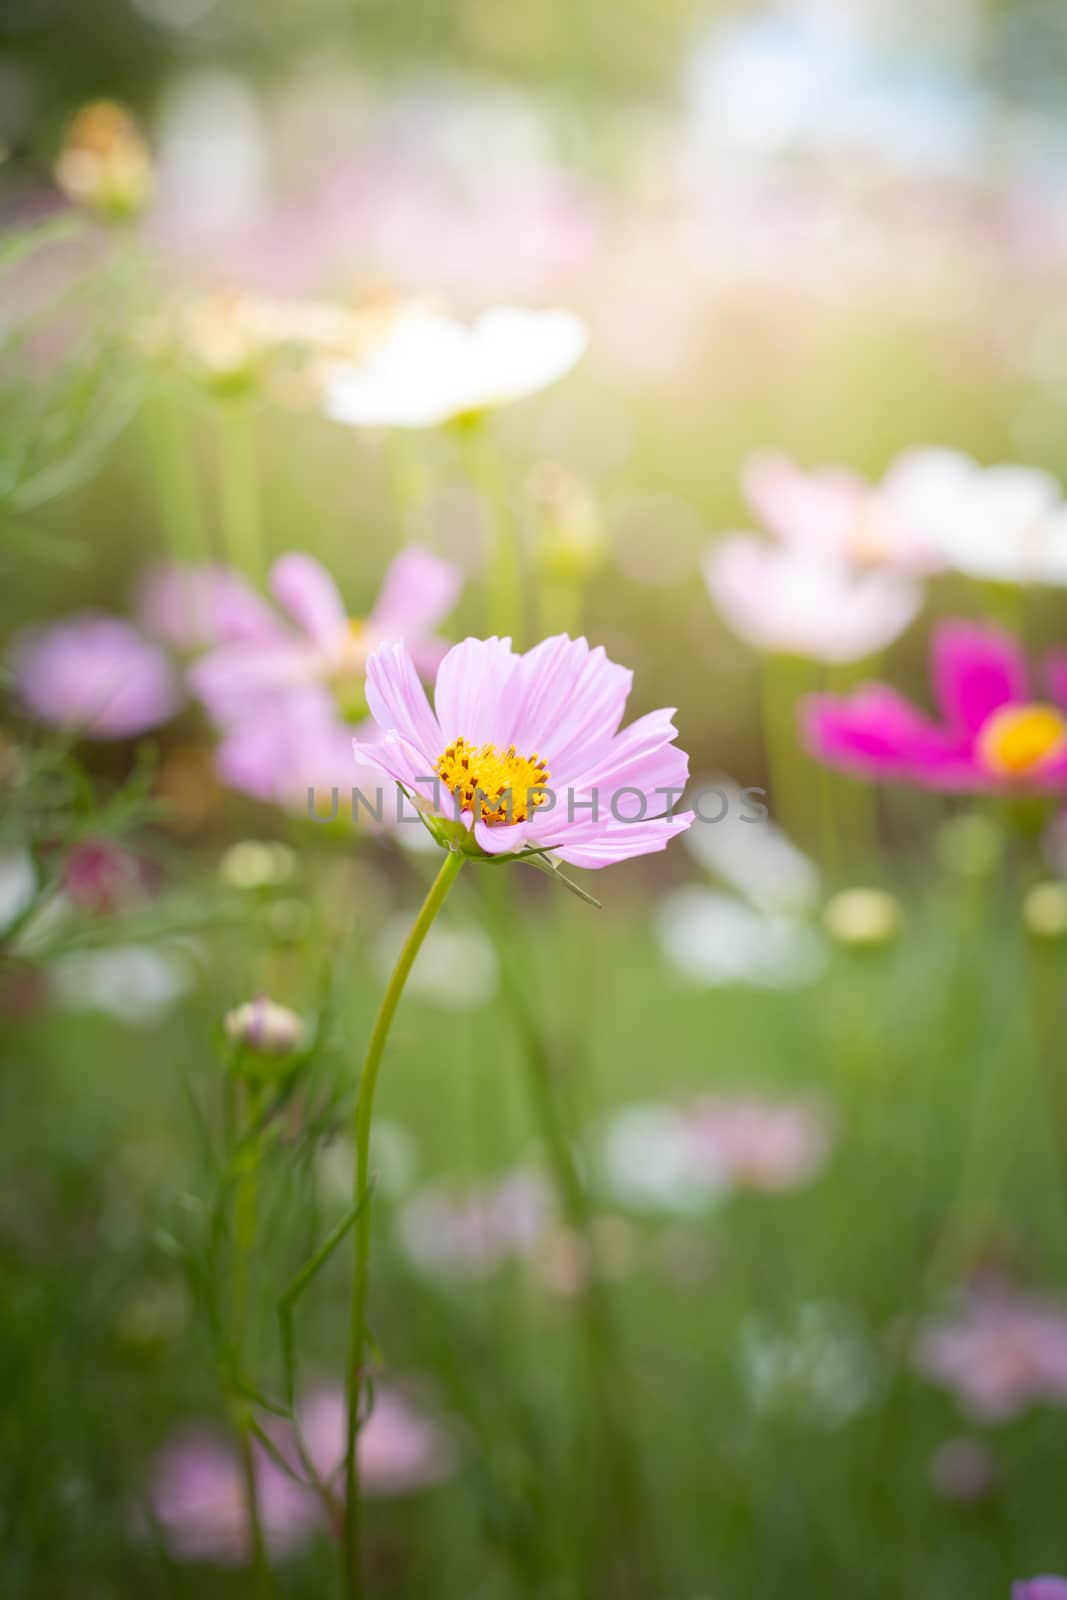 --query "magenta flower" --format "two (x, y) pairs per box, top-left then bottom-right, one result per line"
(1014, 1581), (1067, 1600)
(352, 633), (693, 868)
(188, 546), (462, 726)
(9, 612), (181, 739)
(805, 622), (1067, 791)
(914, 1285), (1067, 1422)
